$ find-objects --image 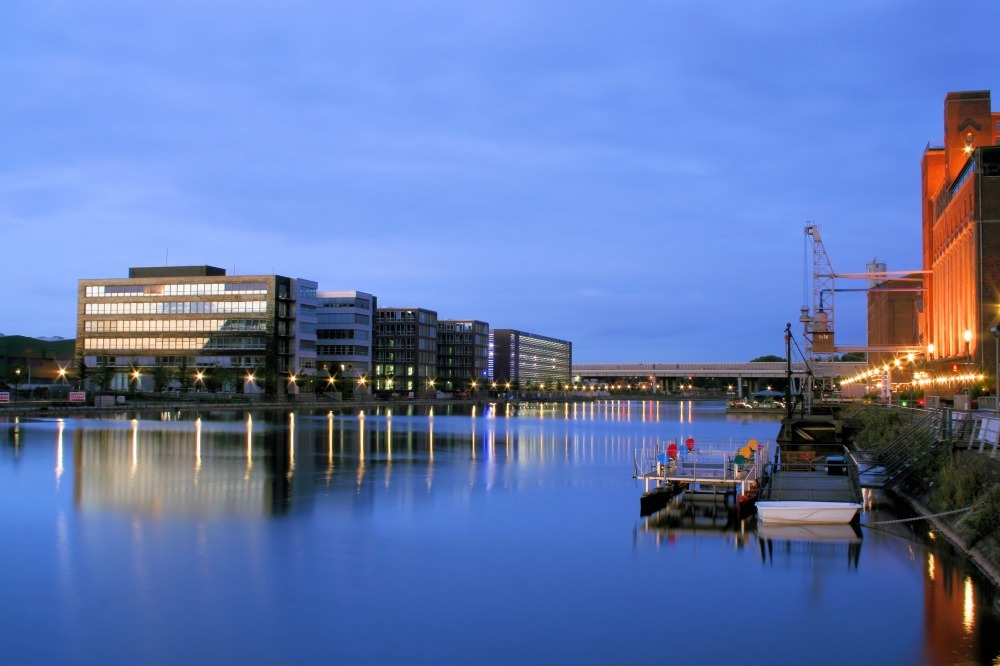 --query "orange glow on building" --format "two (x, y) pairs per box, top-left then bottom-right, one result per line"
(920, 91), (1000, 385)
